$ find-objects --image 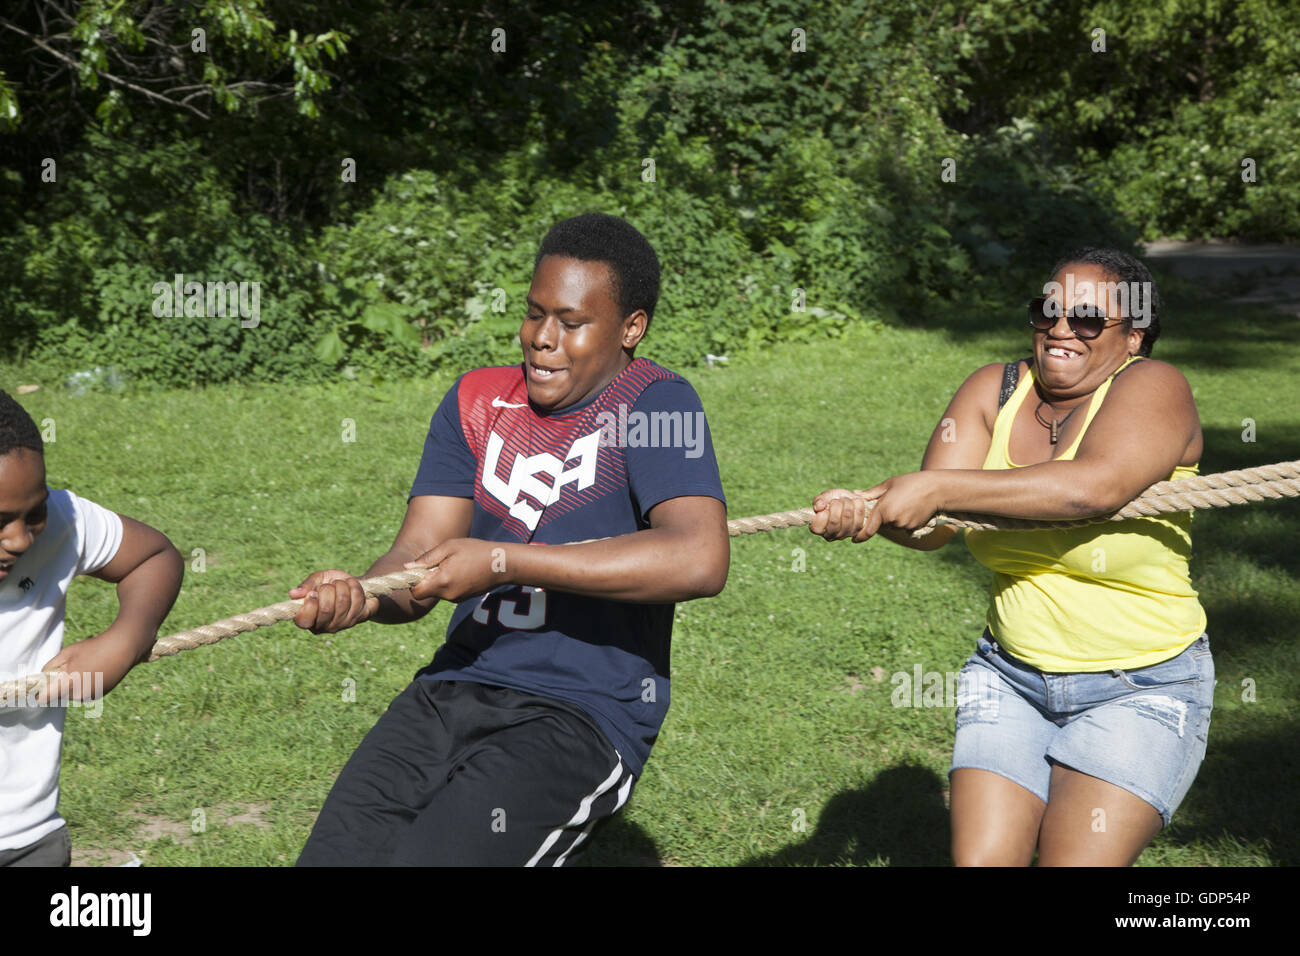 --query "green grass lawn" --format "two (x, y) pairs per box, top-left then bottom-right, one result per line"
(6, 286), (1298, 866)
